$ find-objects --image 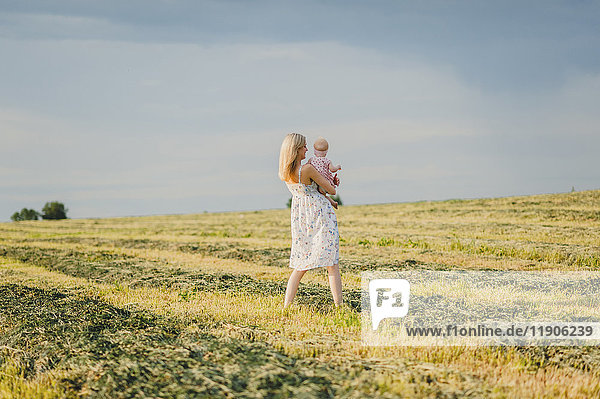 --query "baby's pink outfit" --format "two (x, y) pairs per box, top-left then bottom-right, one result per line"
(308, 149), (337, 186)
